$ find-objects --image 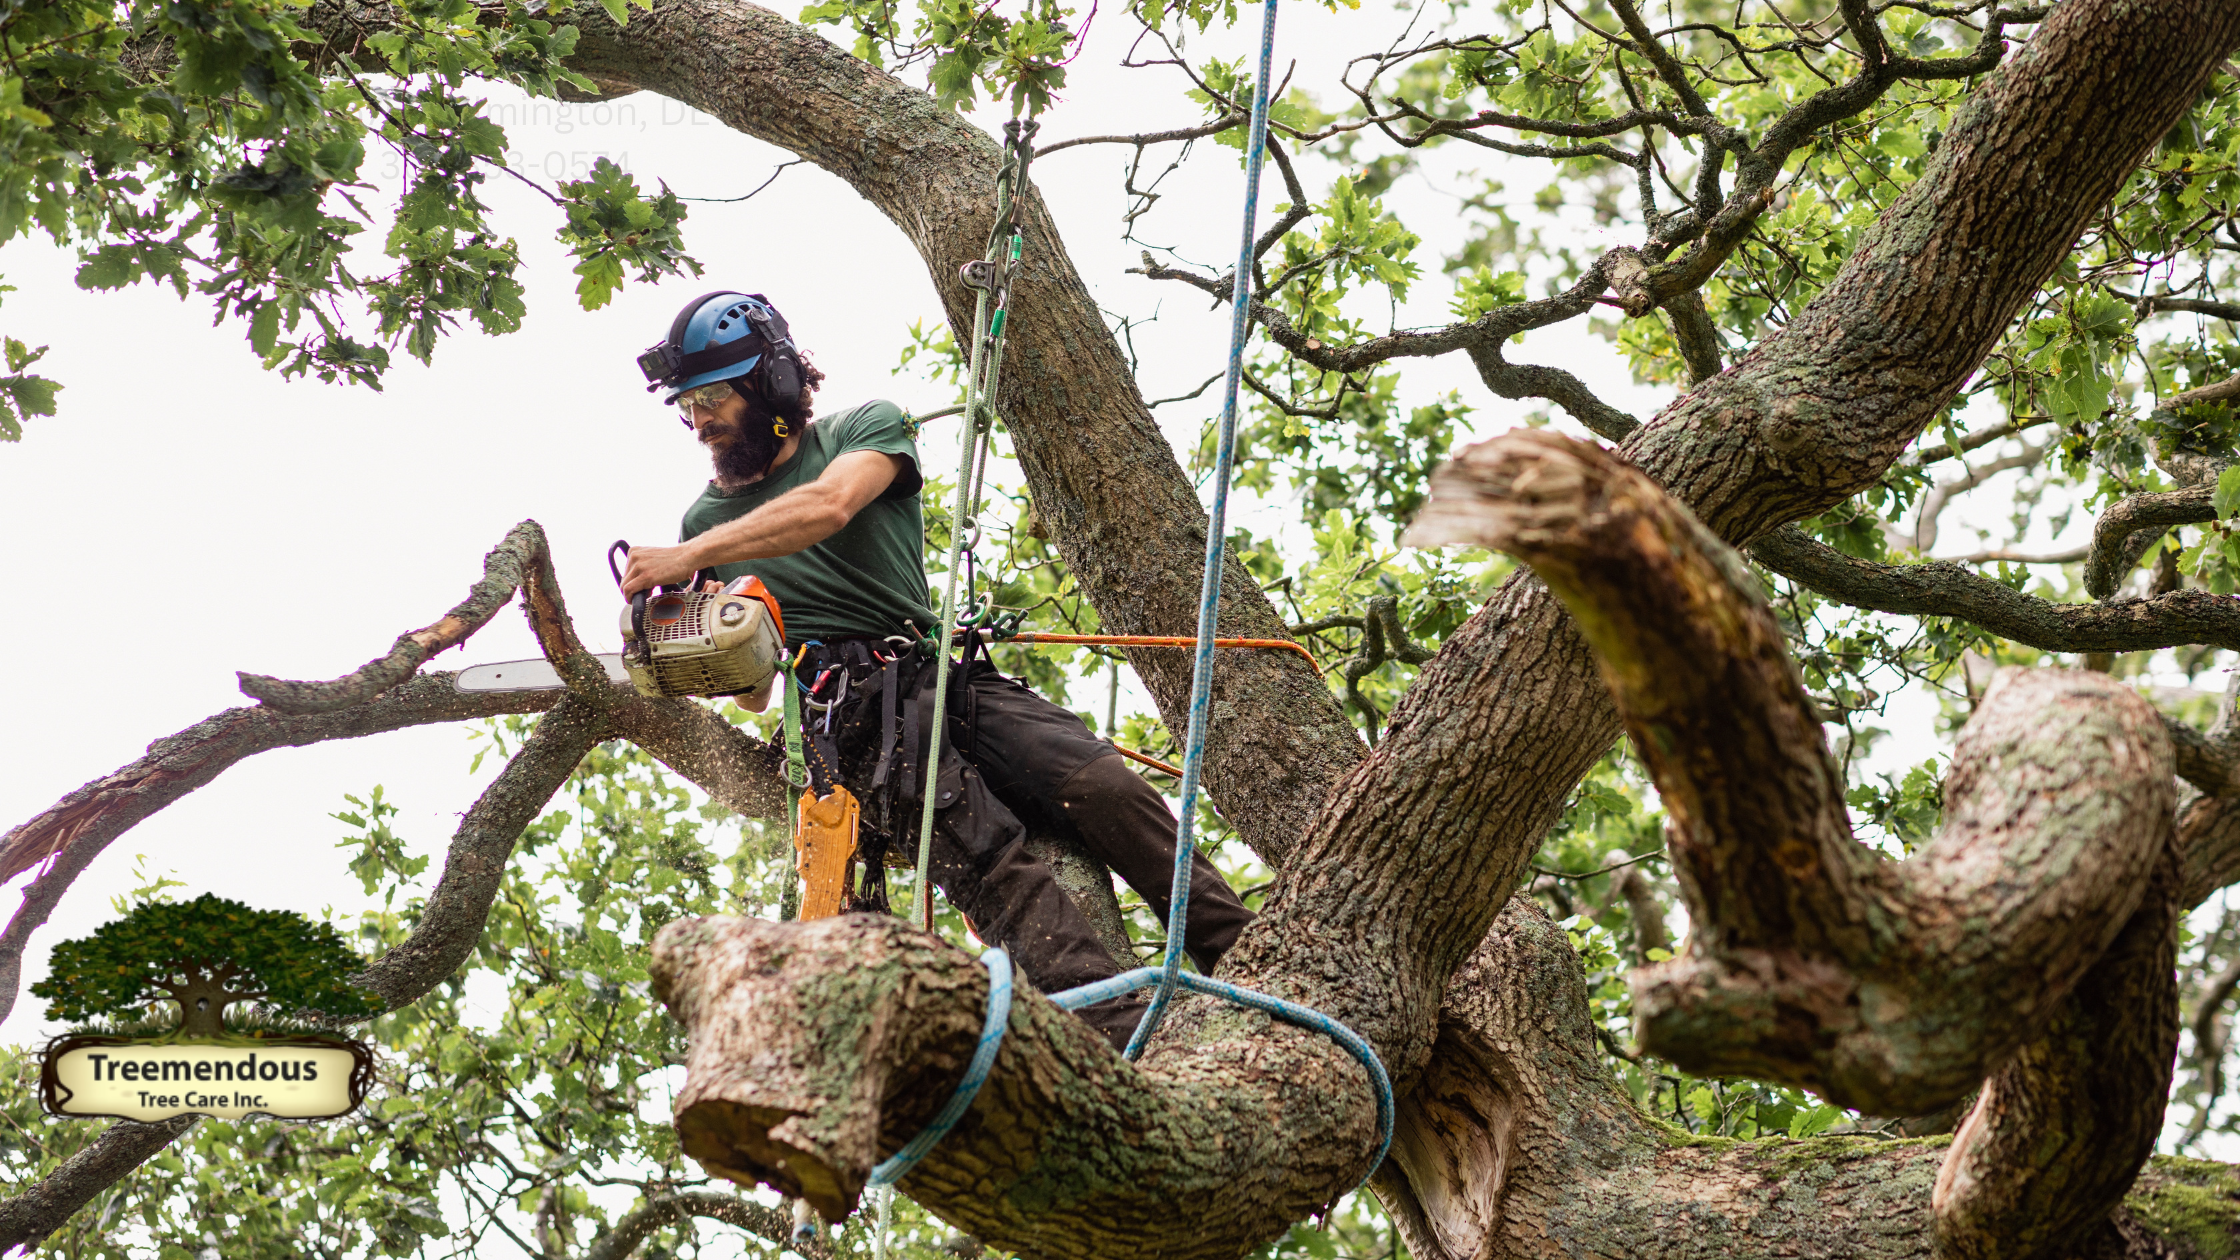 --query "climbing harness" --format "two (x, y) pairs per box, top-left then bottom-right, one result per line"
(788, 637), (917, 919)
